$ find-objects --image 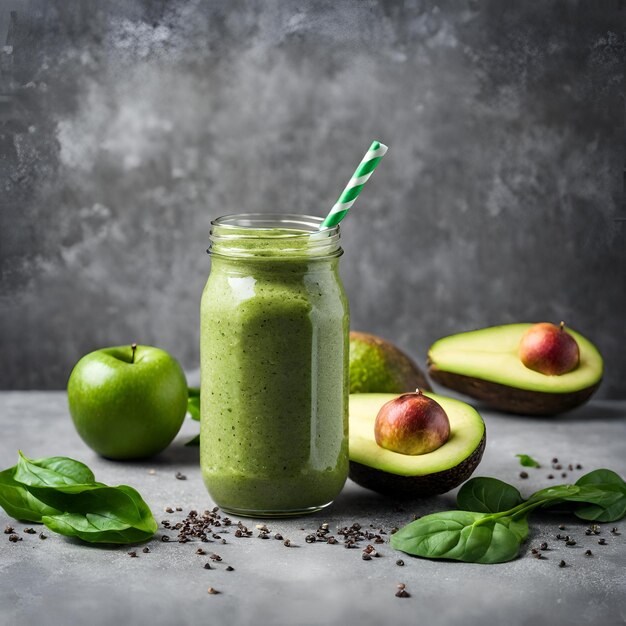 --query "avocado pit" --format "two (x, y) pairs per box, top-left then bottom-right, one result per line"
(374, 391), (450, 456)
